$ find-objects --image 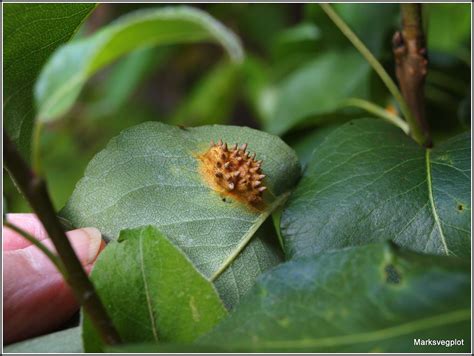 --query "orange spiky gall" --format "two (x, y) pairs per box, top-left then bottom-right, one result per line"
(198, 140), (267, 207)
